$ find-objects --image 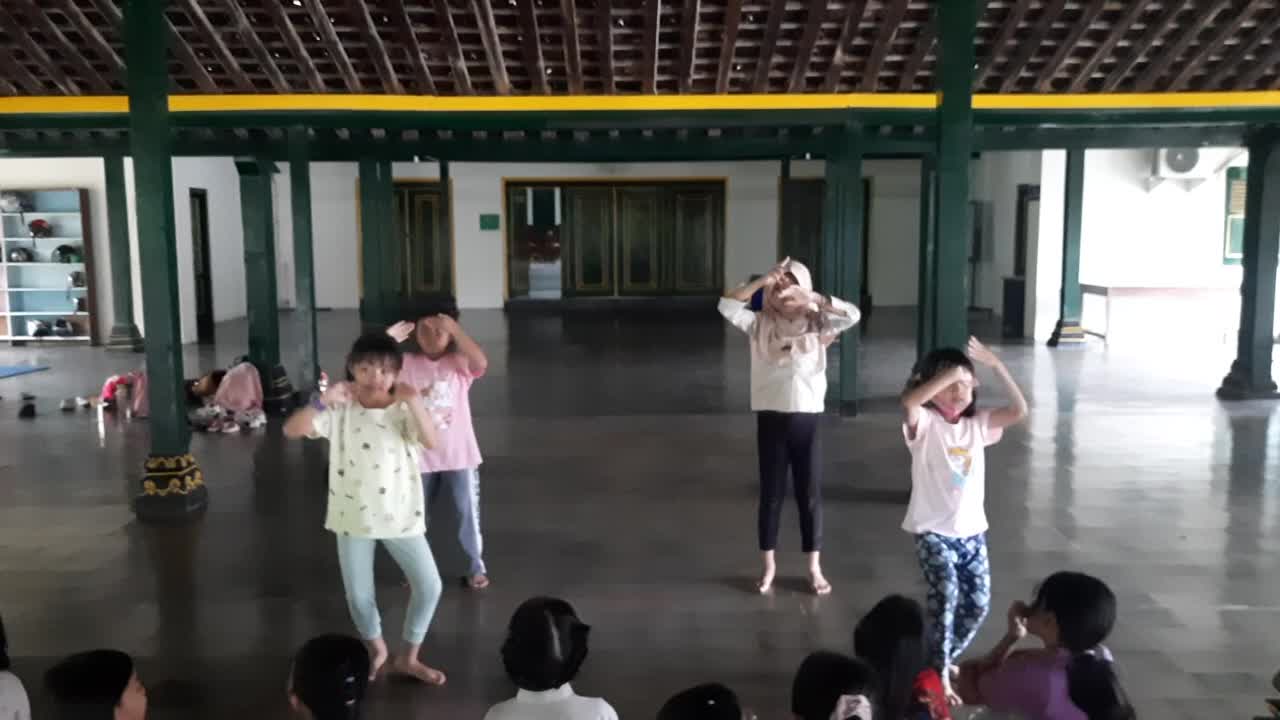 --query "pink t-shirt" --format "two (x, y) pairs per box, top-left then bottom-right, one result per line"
(902, 407), (1003, 538)
(399, 352), (483, 472)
